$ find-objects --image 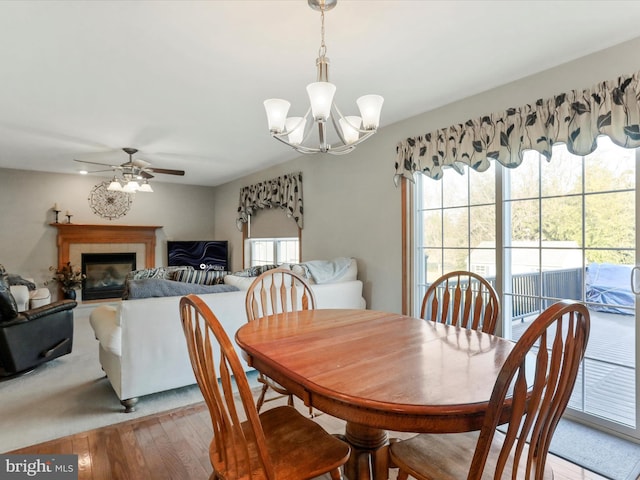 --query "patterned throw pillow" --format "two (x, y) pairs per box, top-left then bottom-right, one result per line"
(173, 269), (228, 285)
(231, 264), (279, 277)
